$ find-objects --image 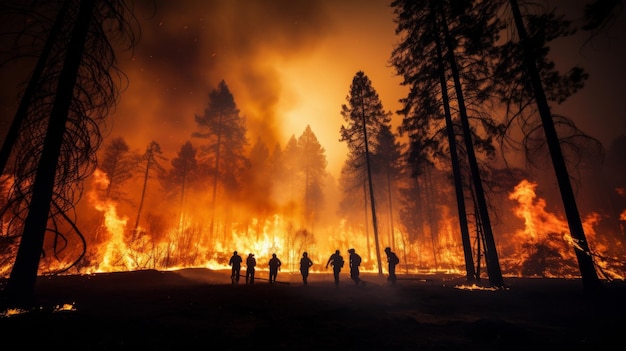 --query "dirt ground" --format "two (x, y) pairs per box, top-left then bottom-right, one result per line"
(1, 268), (625, 350)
